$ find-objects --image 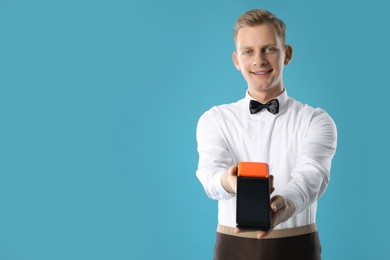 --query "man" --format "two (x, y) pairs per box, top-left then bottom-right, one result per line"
(196, 9), (337, 260)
